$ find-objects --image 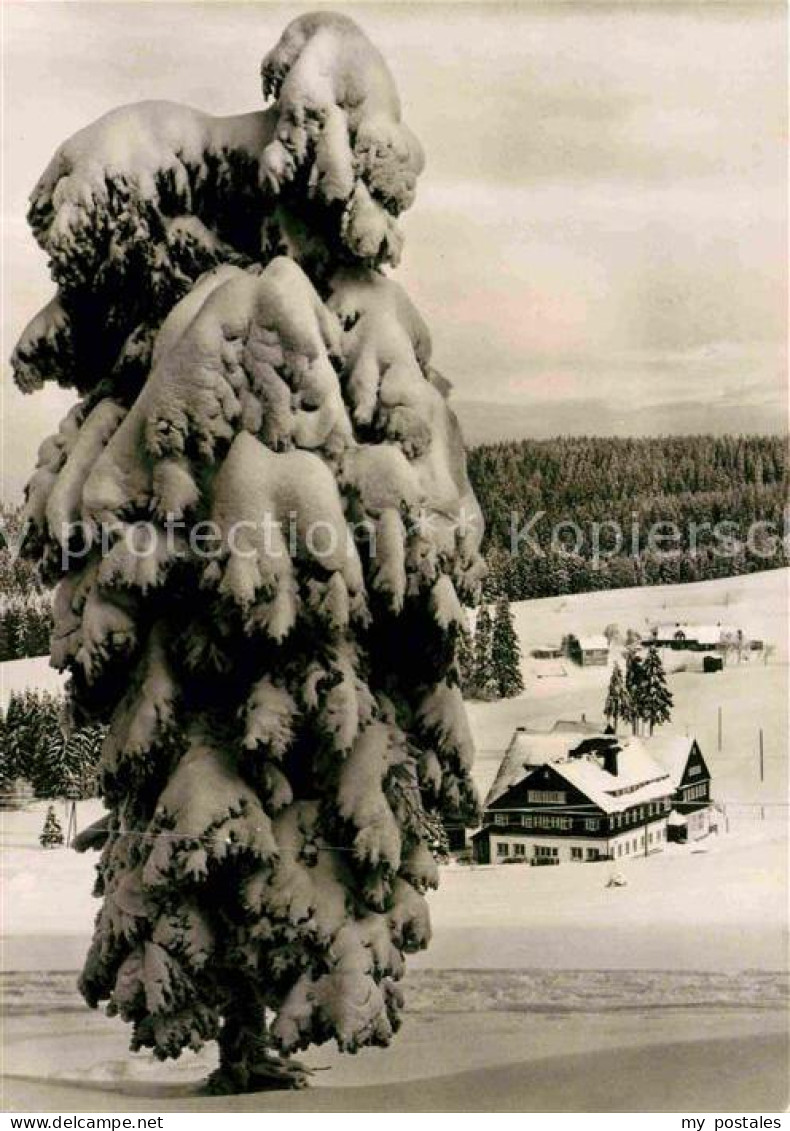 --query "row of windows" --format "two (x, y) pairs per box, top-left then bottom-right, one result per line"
(611, 799), (670, 828)
(493, 813), (572, 830)
(571, 847), (603, 861)
(491, 800), (671, 830)
(683, 783), (708, 801)
(613, 828), (666, 857)
(495, 842), (617, 862)
(527, 790), (567, 804)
